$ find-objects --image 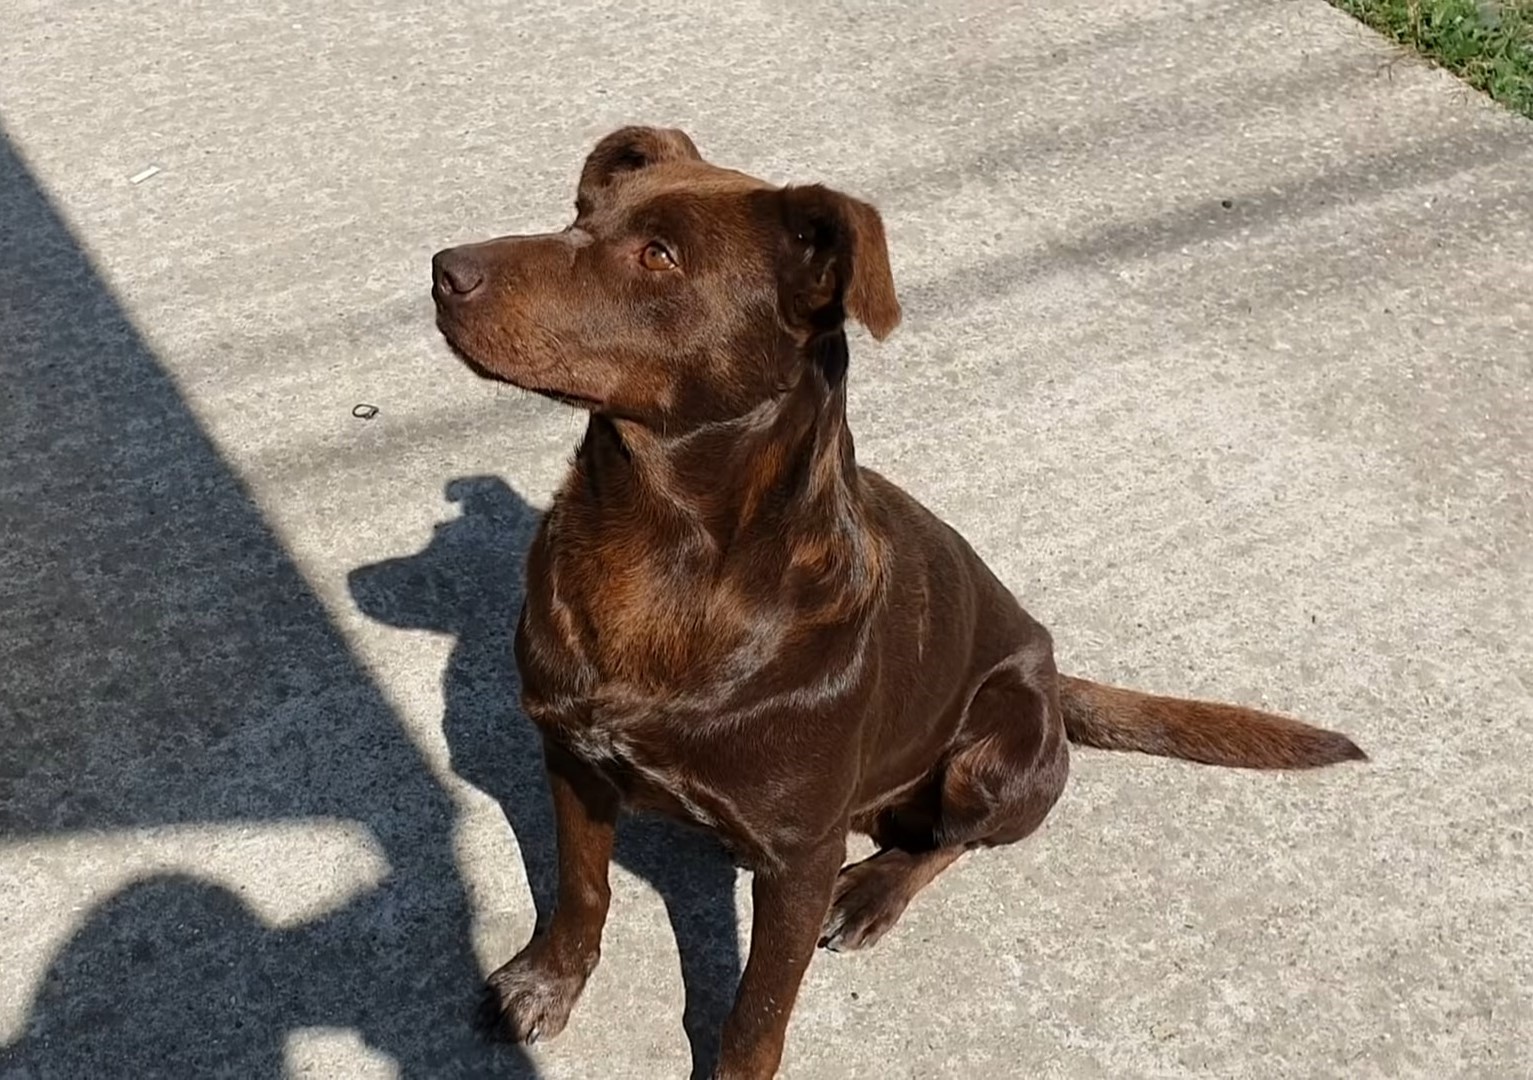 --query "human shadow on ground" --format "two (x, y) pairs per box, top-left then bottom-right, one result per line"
(348, 475), (744, 1079)
(0, 128), (534, 1077)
